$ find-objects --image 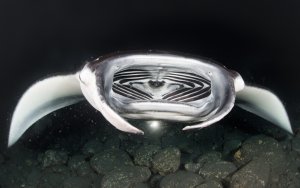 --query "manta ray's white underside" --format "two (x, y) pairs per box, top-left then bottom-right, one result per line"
(7, 53), (293, 147)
